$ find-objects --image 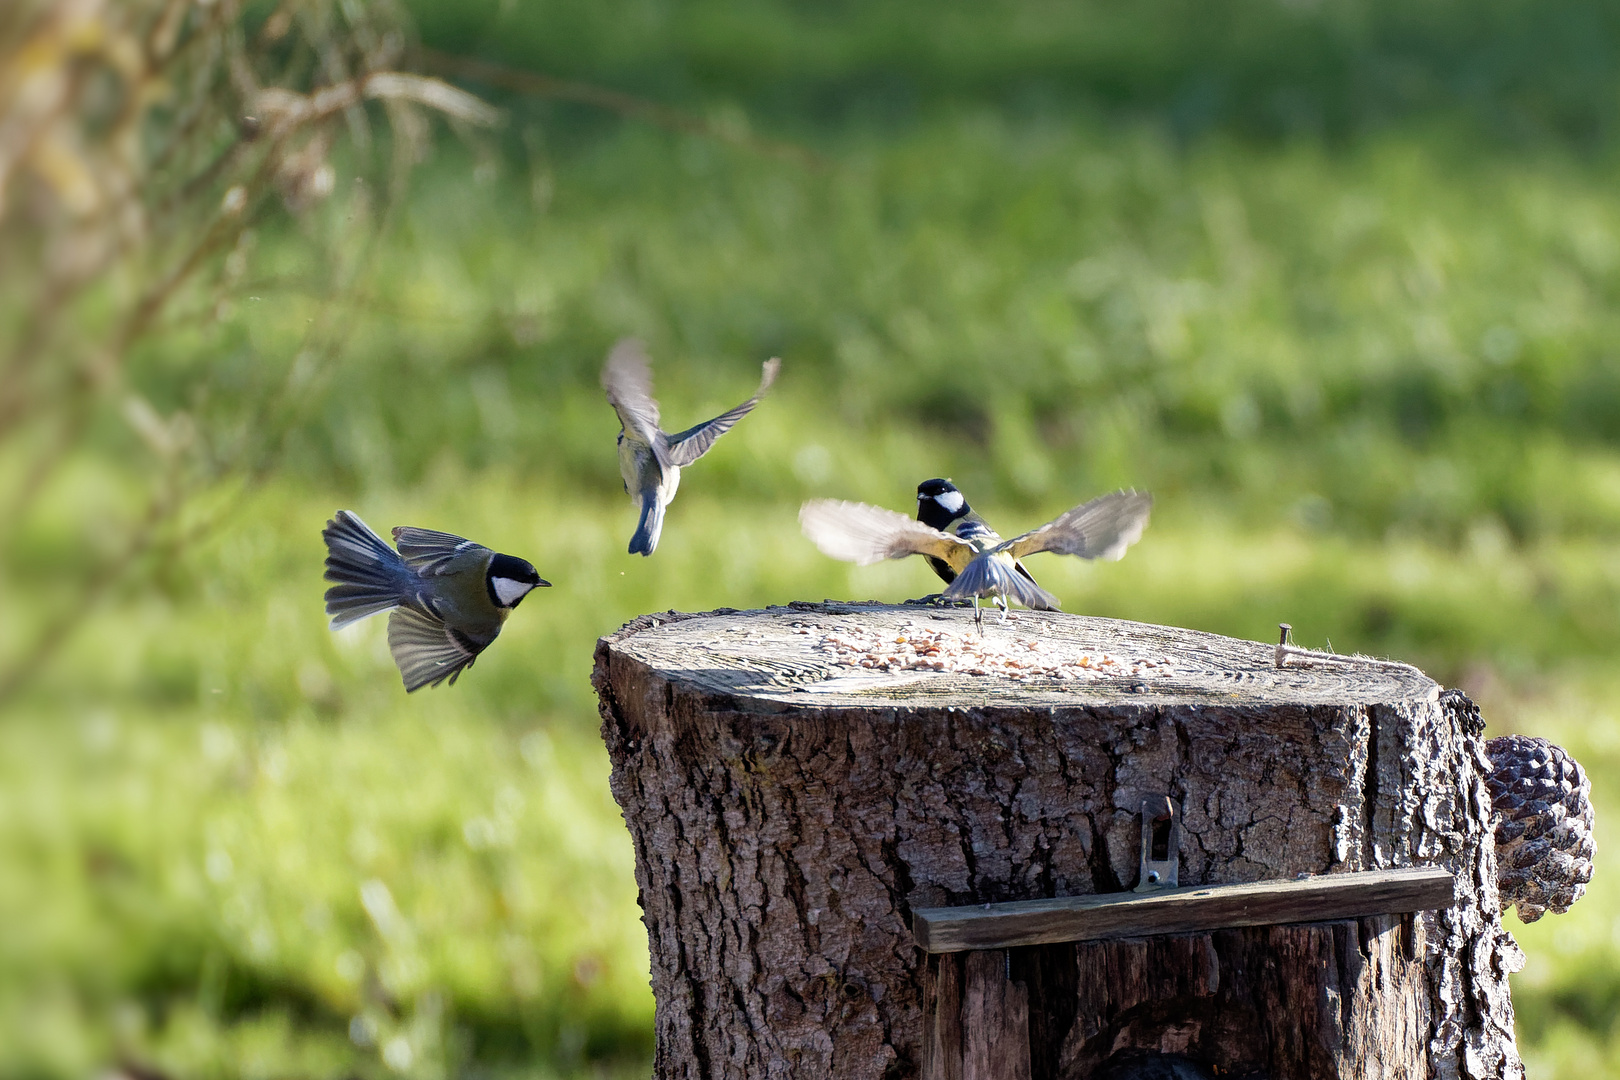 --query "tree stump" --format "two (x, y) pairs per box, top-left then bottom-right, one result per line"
(592, 602), (1522, 1079)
